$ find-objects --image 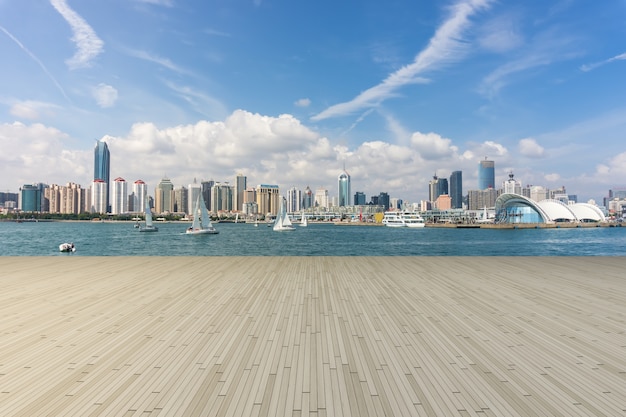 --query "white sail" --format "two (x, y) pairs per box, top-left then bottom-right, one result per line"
(273, 197), (295, 231)
(186, 195), (218, 234)
(139, 195), (158, 232)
